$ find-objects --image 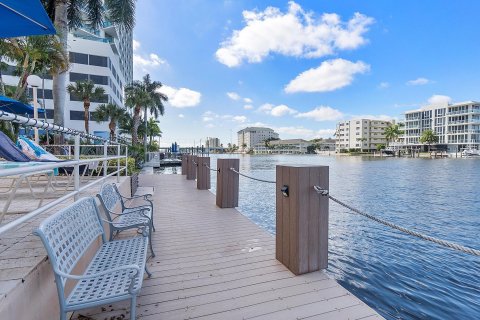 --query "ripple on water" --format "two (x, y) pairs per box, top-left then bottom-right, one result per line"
(204, 154), (479, 320)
